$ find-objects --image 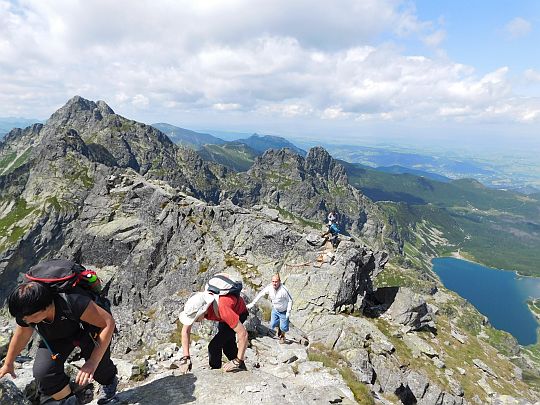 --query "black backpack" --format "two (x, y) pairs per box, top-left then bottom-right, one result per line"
(24, 259), (111, 316)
